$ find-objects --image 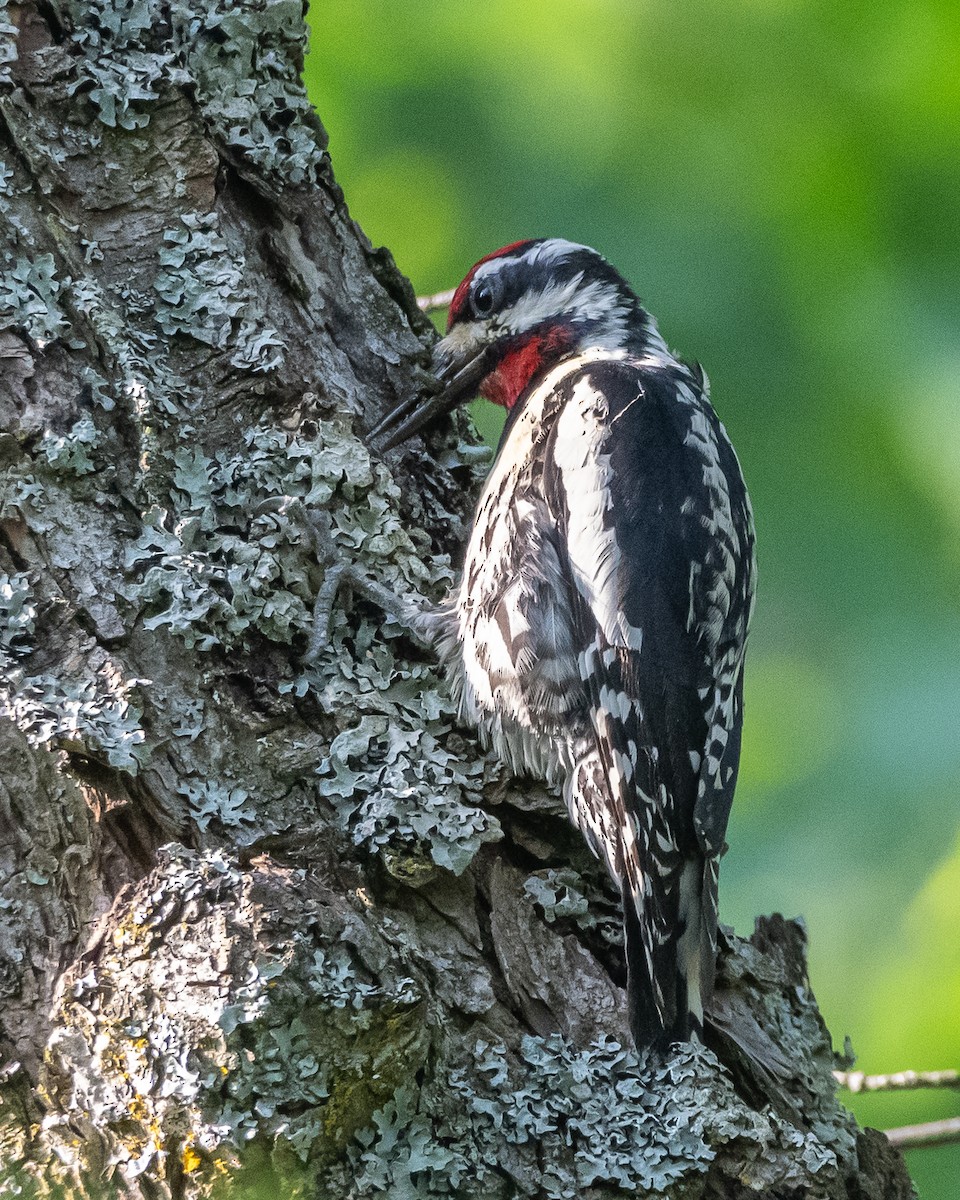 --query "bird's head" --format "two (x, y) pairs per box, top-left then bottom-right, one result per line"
(370, 238), (663, 450)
